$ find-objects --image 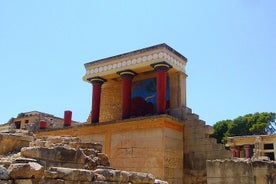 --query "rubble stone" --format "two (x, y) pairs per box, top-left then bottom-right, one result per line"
(94, 168), (129, 183)
(45, 167), (94, 181)
(0, 135), (167, 184)
(129, 171), (156, 184)
(8, 162), (44, 179)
